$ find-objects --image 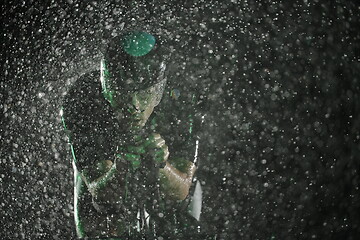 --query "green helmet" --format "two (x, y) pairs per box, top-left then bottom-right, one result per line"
(100, 31), (169, 107)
